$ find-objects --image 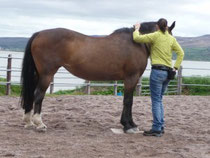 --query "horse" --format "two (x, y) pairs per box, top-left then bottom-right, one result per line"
(21, 21), (175, 133)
